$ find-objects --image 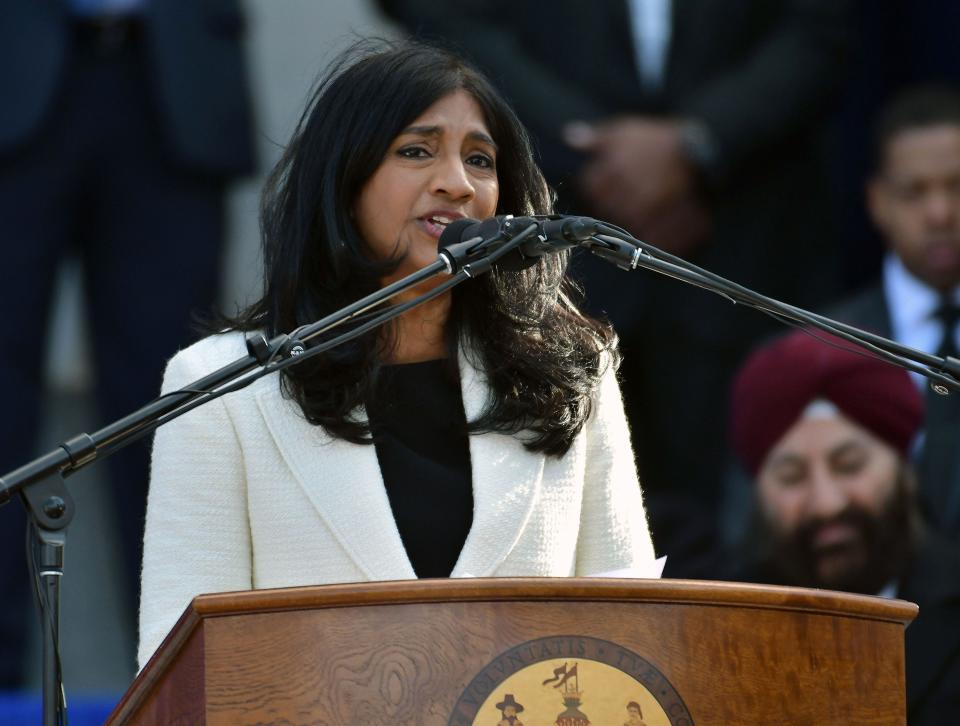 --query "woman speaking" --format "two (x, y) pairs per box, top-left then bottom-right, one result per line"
(138, 41), (656, 668)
